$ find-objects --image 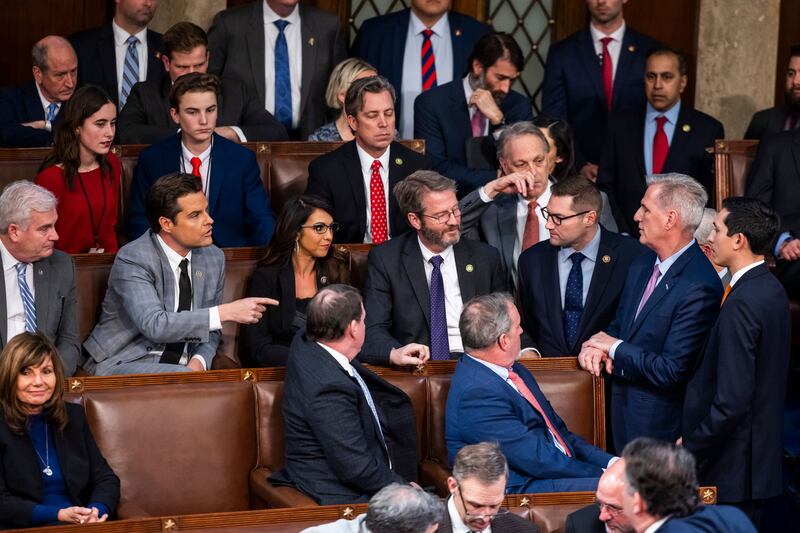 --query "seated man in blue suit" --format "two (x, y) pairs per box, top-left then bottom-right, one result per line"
(446, 293), (615, 493)
(351, 0), (490, 139)
(579, 174), (723, 452)
(126, 73), (276, 247)
(414, 33), (533, 192)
